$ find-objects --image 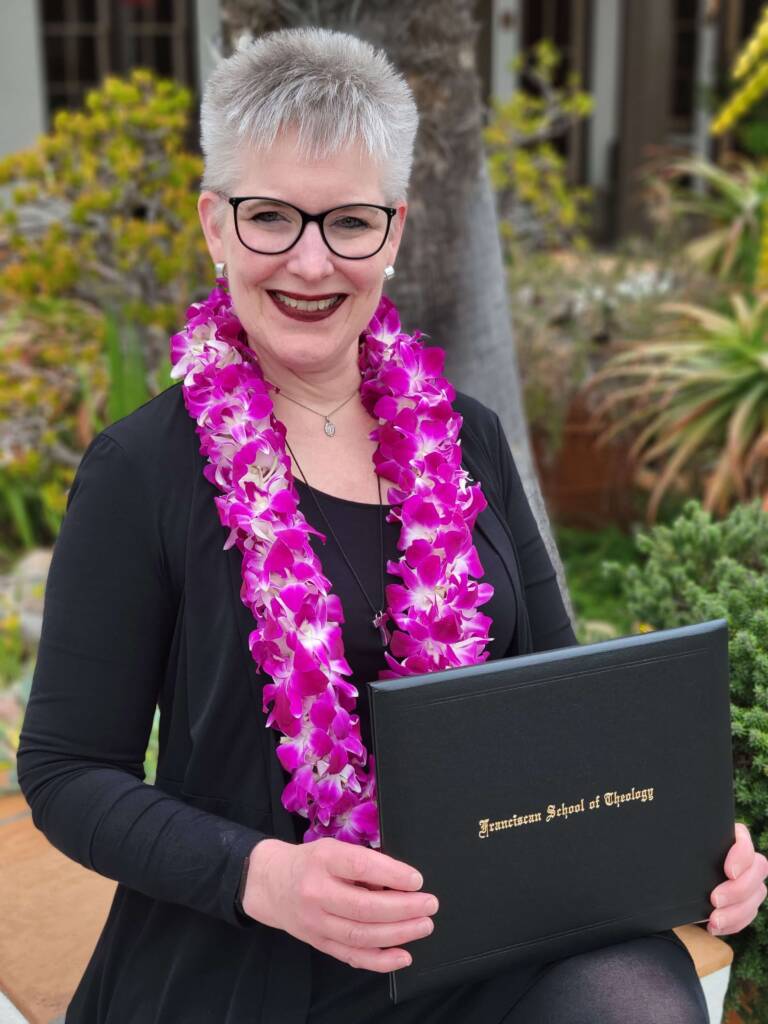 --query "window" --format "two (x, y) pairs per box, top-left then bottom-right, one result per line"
(670, 0), (699, 134)
(39, 0), (197, 123)
(520, 0), (591, 181)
